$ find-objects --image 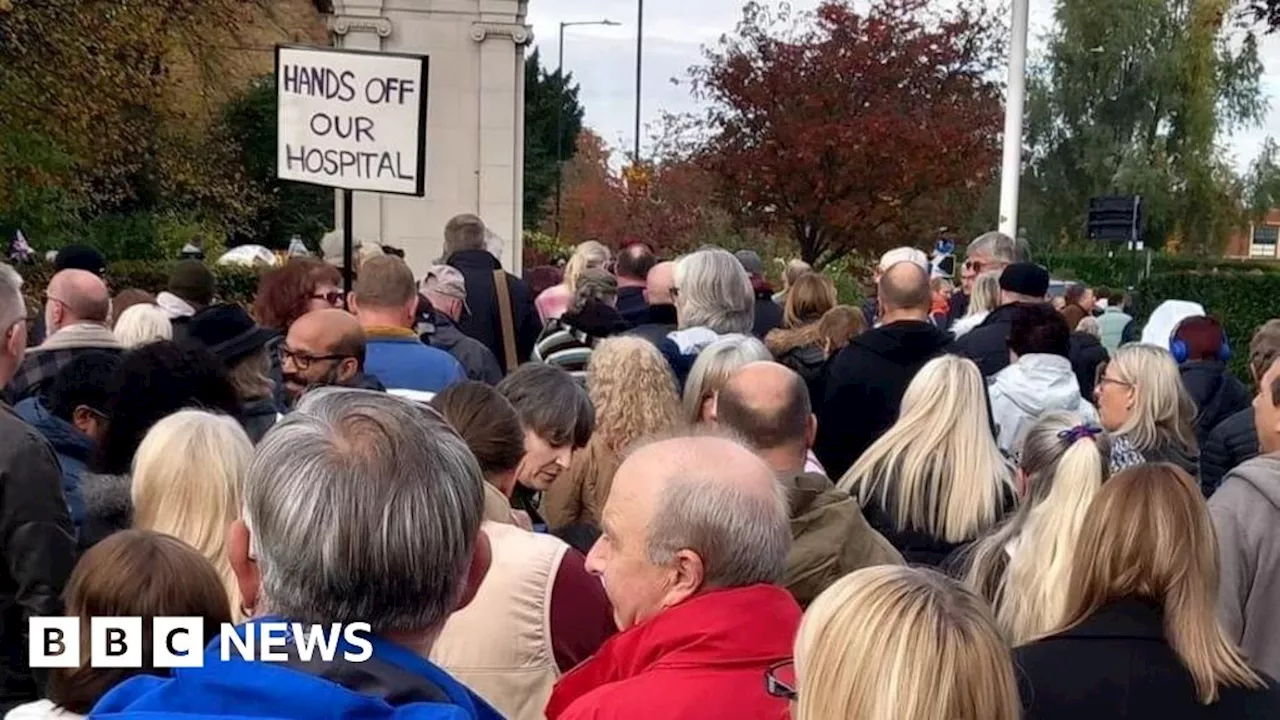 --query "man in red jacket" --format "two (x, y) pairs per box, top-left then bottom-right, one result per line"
(546, 433), (801, 720)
